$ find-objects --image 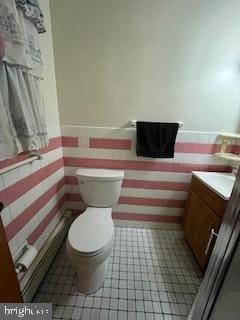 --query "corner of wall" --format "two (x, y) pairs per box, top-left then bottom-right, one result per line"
(40, 0), (61, 138)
